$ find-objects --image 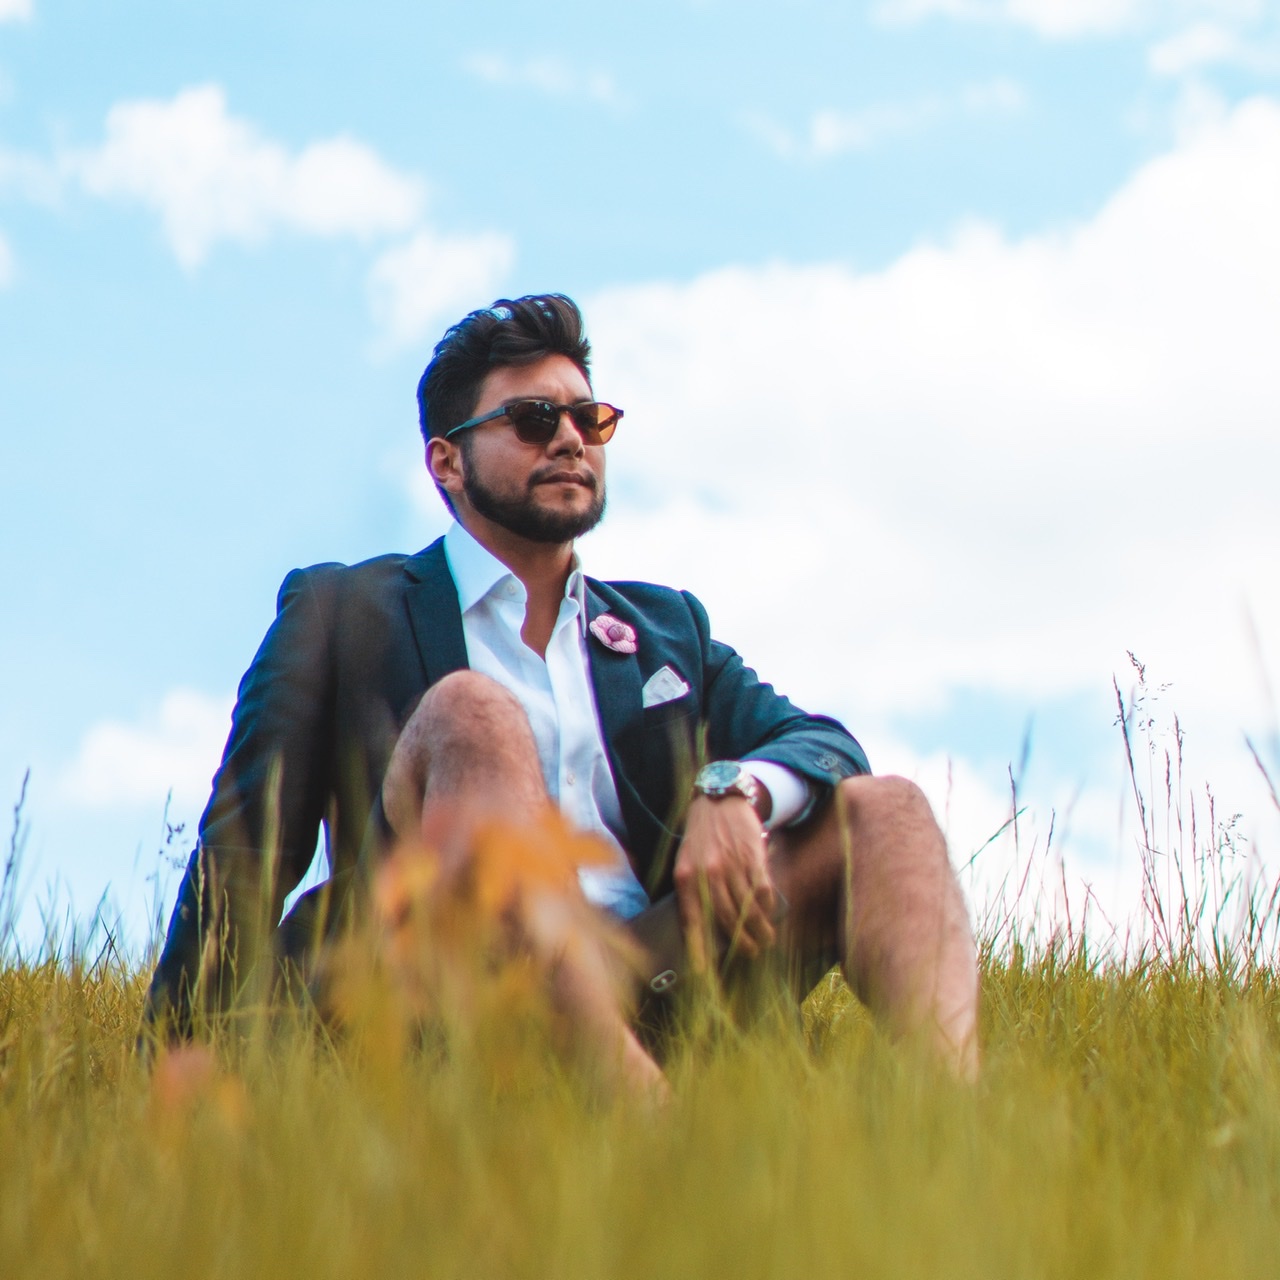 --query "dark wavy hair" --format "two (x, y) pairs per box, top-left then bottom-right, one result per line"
(417, 294), (592, 444)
